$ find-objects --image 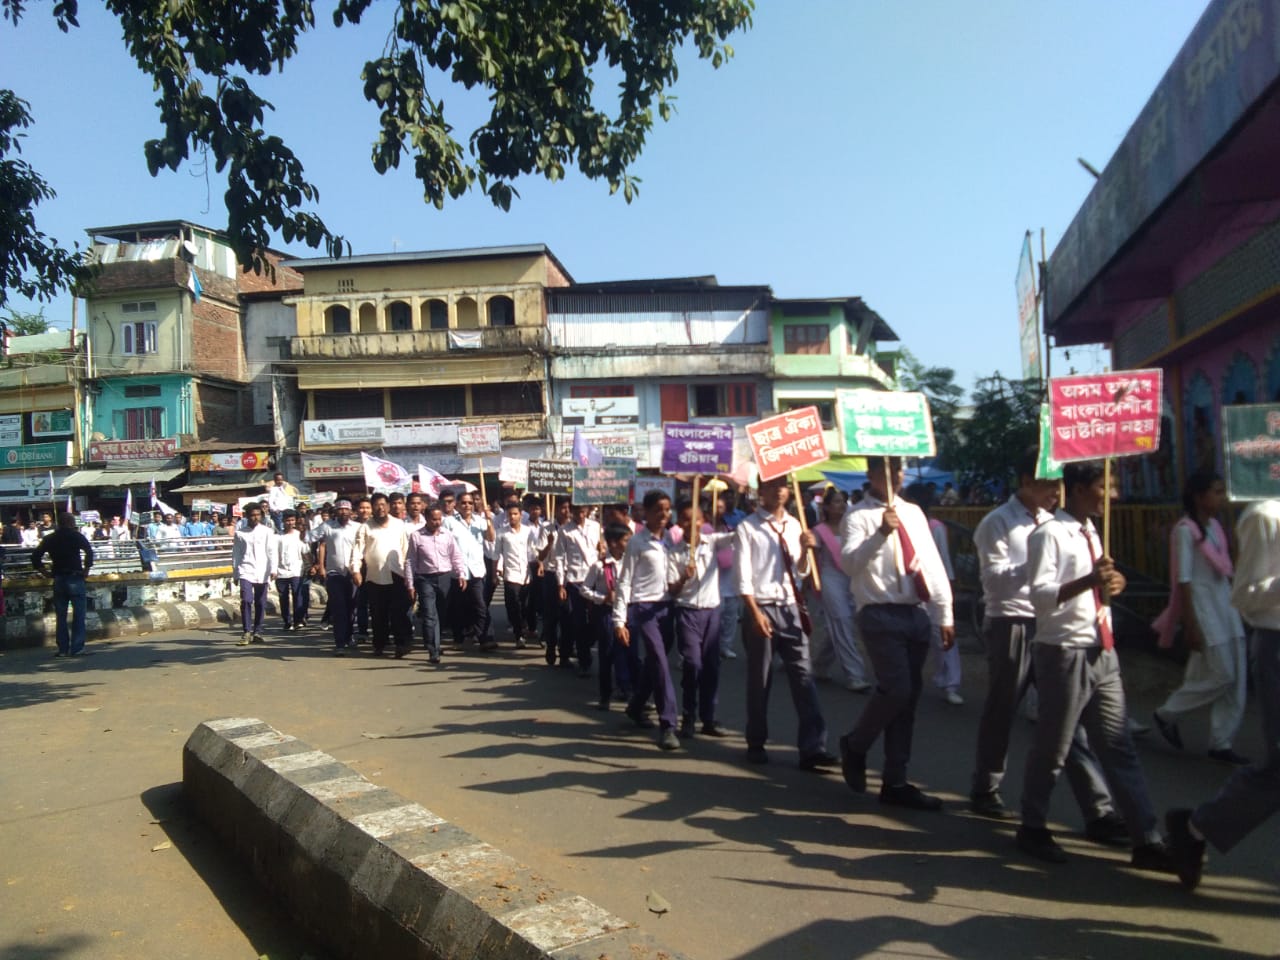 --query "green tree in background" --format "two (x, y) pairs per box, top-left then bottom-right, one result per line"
(954, 374), (1044, 492)
(1, 307), (52, 335)
(896, 347), (964, 467)
(1, 0), (755, 288)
